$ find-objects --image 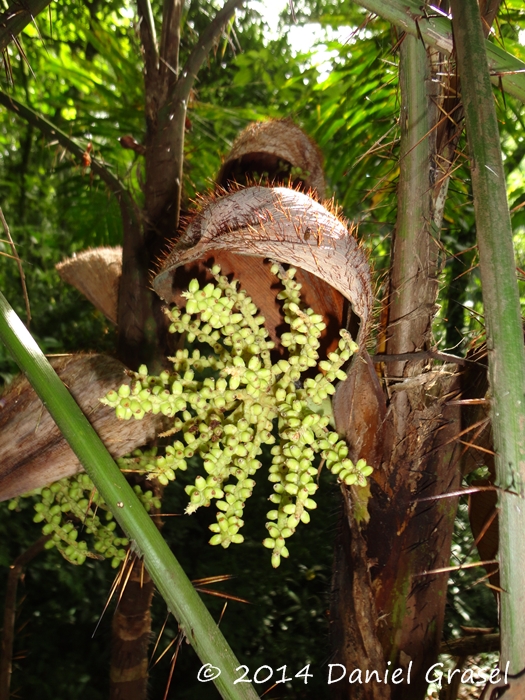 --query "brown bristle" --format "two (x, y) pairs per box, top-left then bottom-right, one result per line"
(152, 186), (373, 350)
